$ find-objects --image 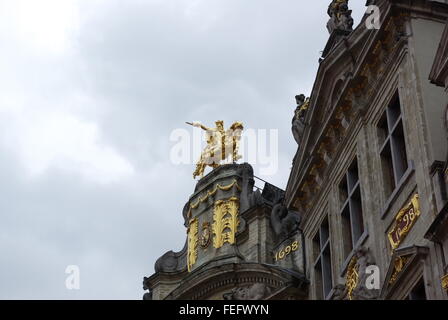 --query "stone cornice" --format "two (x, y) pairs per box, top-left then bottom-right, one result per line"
(163, 262), (306, 300)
